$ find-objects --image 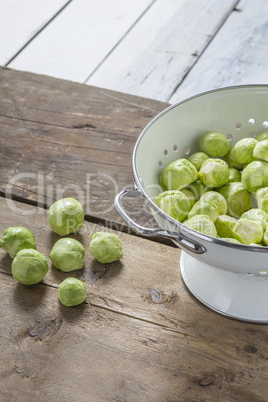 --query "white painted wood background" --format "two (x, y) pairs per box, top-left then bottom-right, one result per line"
(1, 0), (268, 103)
